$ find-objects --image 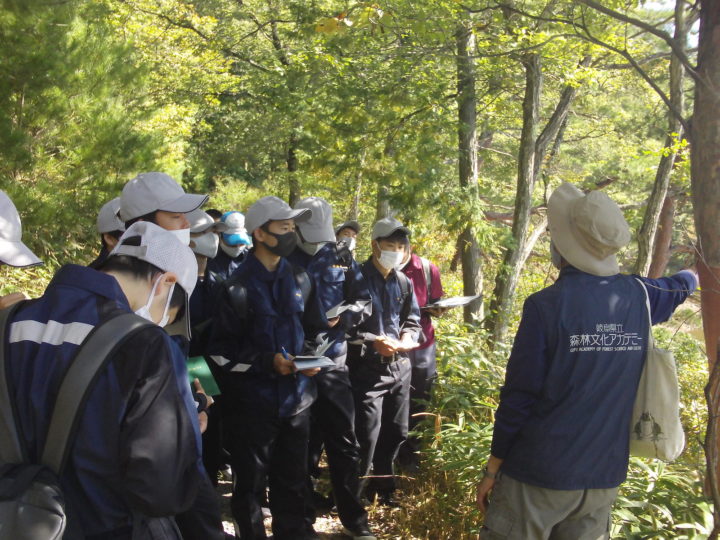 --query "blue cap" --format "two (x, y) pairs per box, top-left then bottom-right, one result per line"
(221, 211), (251, 246)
